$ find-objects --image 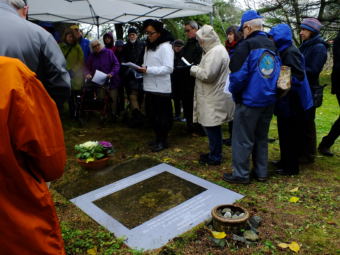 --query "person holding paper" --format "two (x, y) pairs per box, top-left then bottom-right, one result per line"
(85, 39), (120, 122)
(138, 19), (174, 152)
(190, 25), (234, 166)
(181, 21), (203, 135)
(121, 27), (146, 127)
